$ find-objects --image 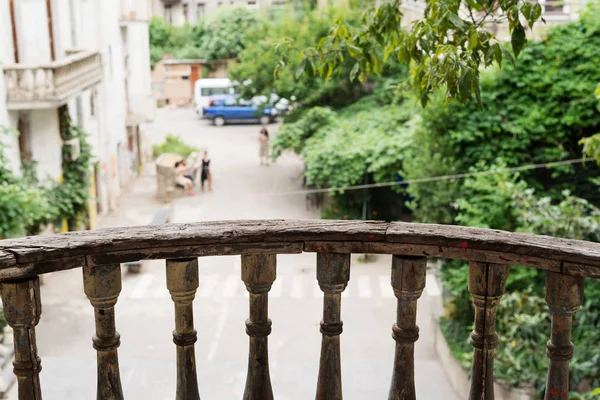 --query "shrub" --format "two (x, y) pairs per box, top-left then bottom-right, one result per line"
(152, 134), (198, 159)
